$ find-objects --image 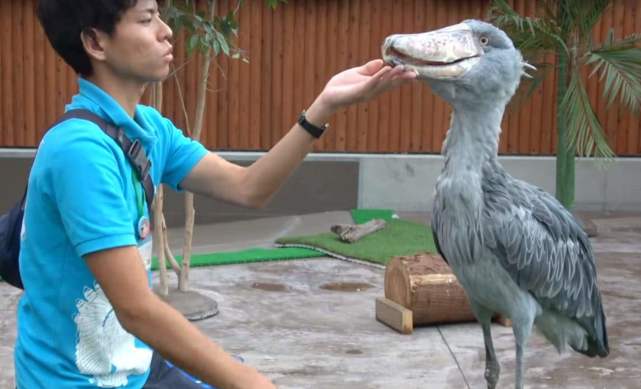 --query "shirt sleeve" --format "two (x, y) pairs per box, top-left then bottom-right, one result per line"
(159, 117), (208, 191)
(49, 128), (137, 257)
